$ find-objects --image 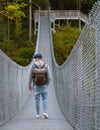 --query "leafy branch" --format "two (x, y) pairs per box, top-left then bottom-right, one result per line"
(0, 2), (27, 20)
